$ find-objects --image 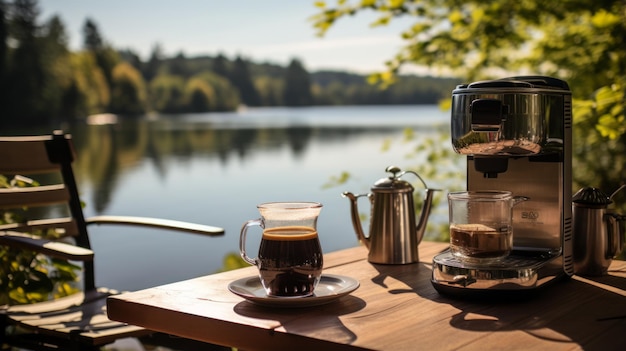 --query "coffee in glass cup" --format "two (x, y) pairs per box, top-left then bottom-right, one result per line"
(240, 202), (323, 297)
